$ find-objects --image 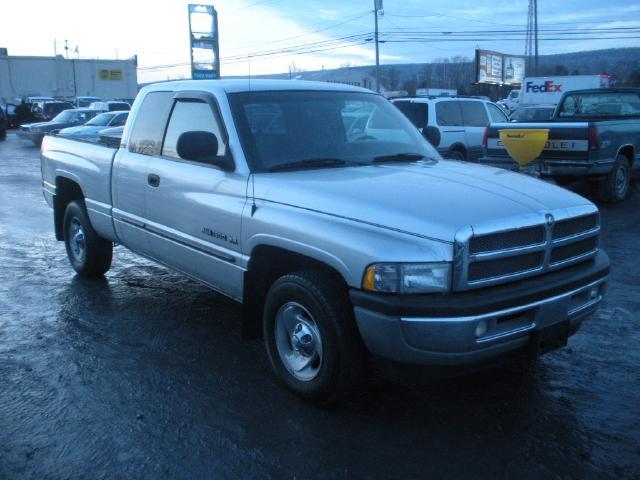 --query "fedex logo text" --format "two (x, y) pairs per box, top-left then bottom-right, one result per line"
(525, 80), (562, 93)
